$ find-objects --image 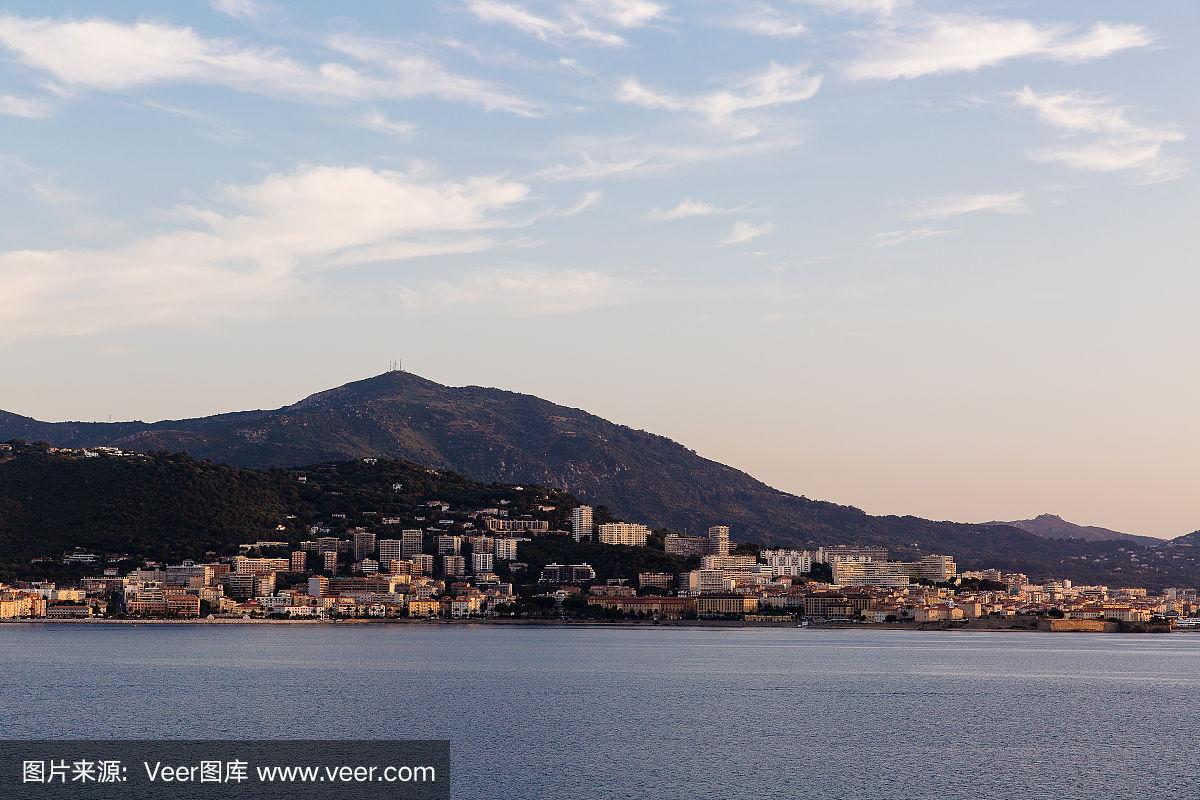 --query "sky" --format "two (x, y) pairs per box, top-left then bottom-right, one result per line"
(1, 1), (1196, 537)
